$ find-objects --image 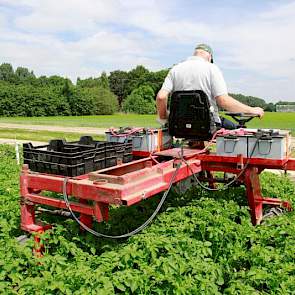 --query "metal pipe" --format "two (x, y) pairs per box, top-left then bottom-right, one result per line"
(36, 207), (72, 218)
